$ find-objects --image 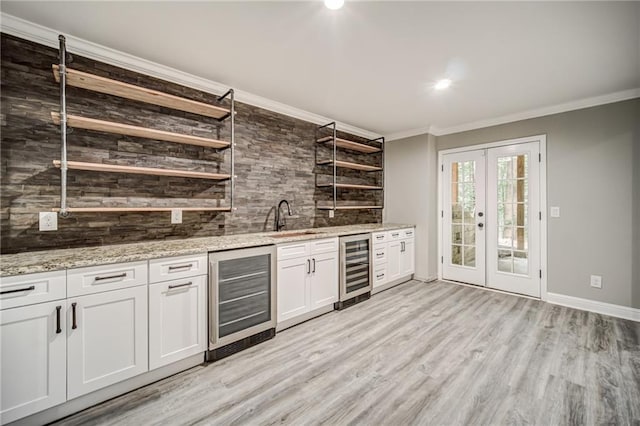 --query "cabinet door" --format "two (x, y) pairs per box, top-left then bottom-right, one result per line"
(400, 238), (416, 277)
(1, 301), (66, 424)
(387, 240), (402, 282)
(309, 251), (338, 310)
(149, 276), (206, 370)
(277, 257), (309, 323)
(67, 286), (148, 399)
